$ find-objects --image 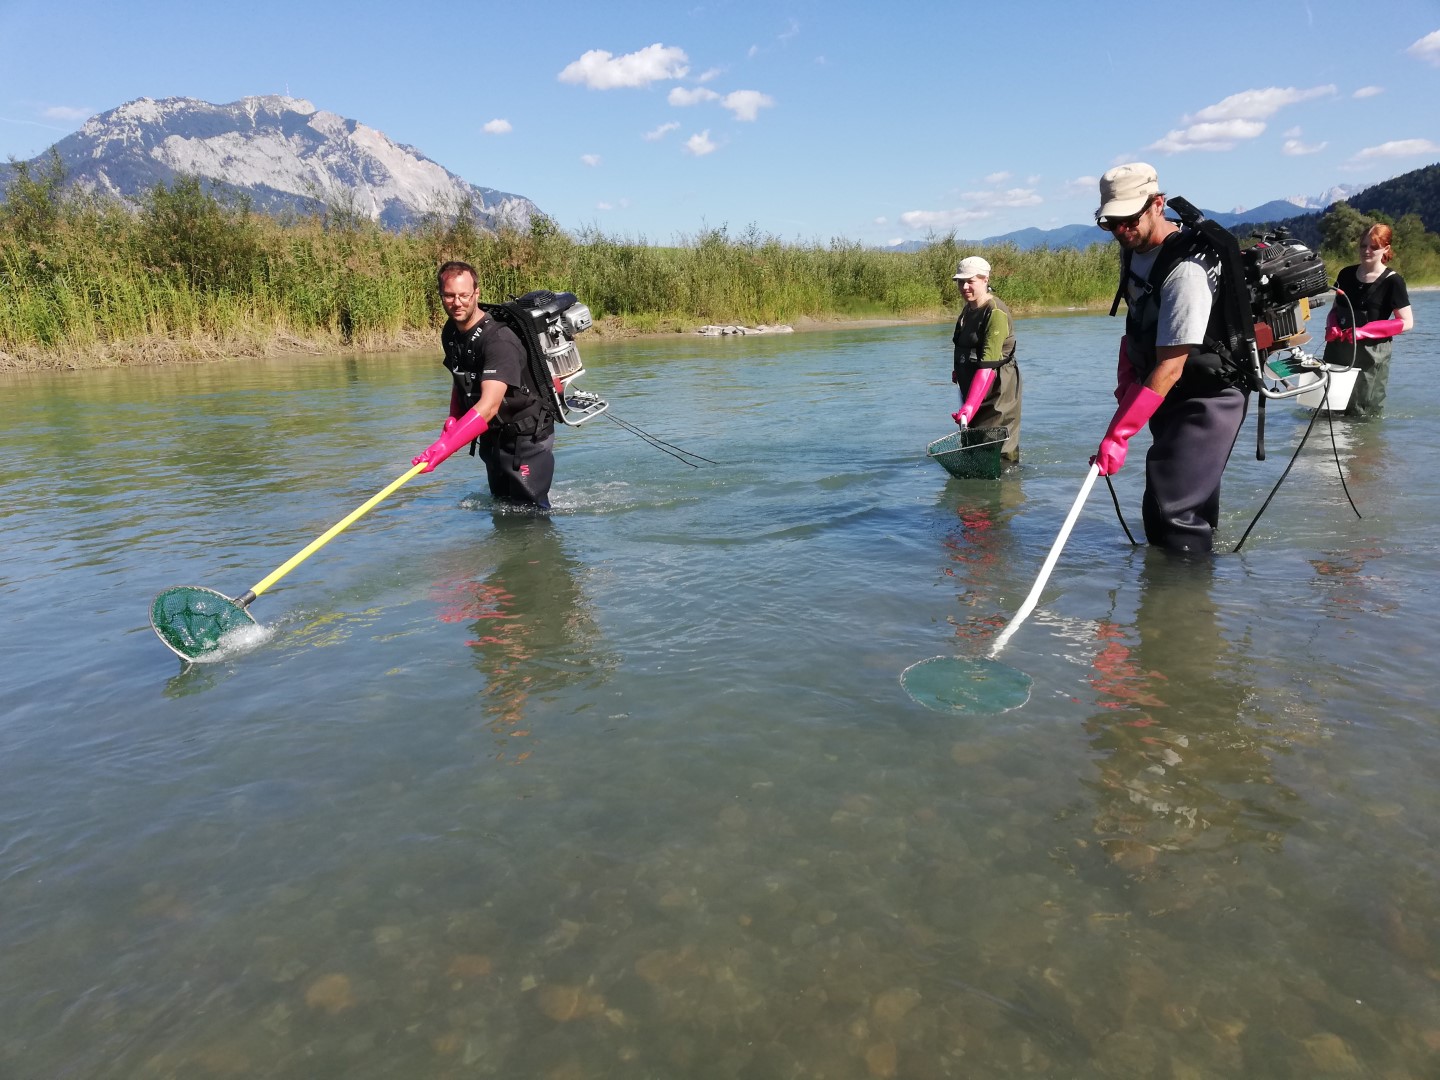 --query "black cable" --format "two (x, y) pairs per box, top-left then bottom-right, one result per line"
(1322, 396), (1364, 521)
(1103, 473), (1140, 546)
(601, 411), (718, 468)
(1230, 374), (1361, 552)
(1230, 288), (1366, 552)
